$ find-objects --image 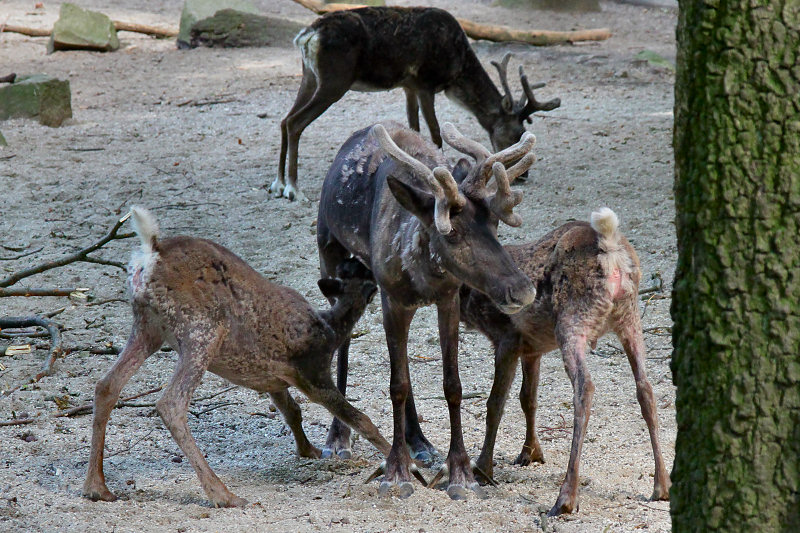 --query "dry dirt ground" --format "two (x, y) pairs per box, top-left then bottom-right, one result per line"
(1, 1), (677, 531)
